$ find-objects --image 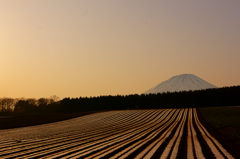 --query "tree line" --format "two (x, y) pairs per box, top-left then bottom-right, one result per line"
(0, 86), (239, 115)
(0, 95), (60, 115)
(60, 86), (240, 112)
